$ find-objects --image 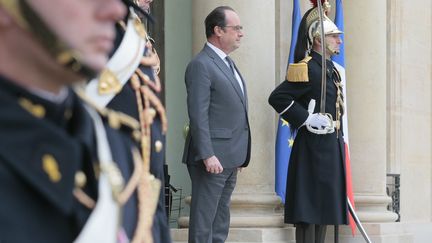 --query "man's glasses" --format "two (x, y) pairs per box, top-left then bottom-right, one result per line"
(223, 25), (243, 32)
